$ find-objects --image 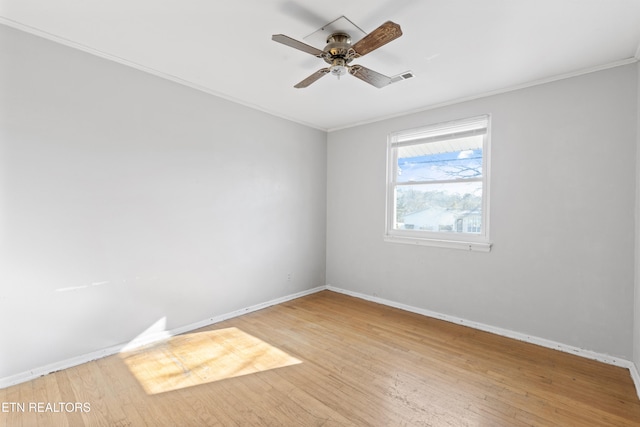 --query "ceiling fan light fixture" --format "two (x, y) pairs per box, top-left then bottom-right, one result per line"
(329, 58), (348, 78)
